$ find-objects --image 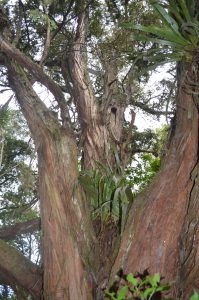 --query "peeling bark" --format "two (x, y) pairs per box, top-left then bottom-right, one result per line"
(65, 10), (127, 170)
(7, 61), (99, 299)
(111, 65), (199, 298)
